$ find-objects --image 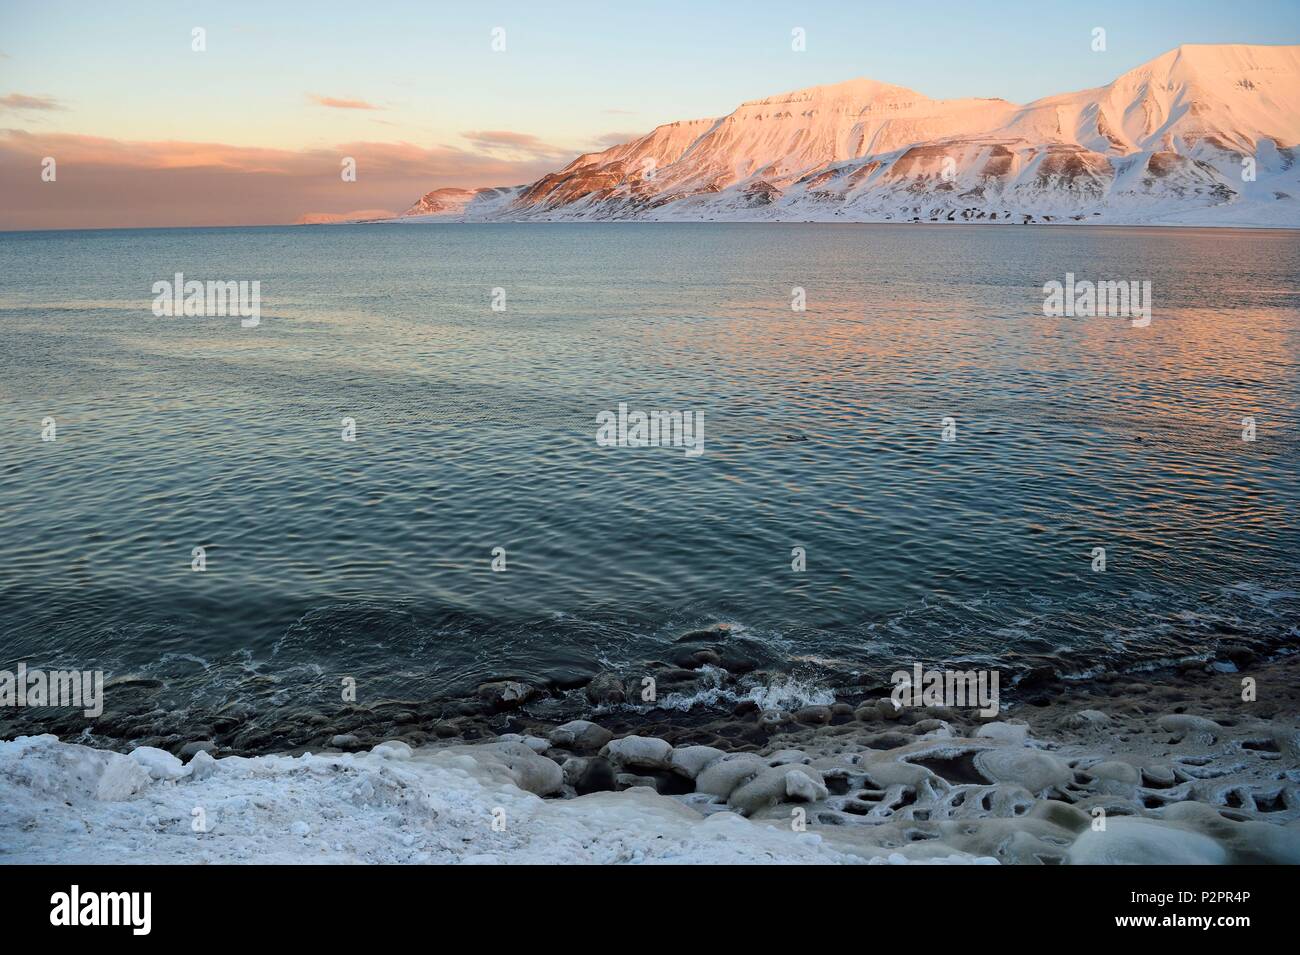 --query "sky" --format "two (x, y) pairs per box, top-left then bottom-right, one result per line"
(2, 0), (1298, 229)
